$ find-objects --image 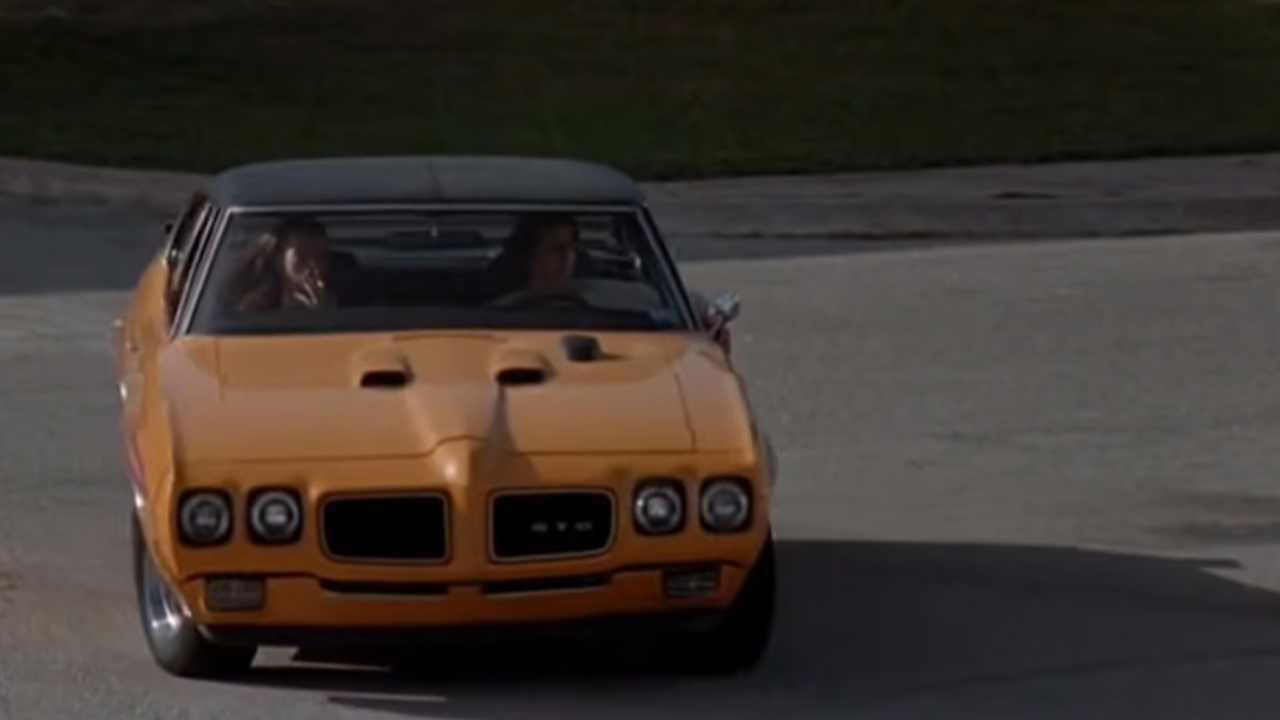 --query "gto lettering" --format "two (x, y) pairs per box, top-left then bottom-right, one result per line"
(529, 520), (595, 534)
